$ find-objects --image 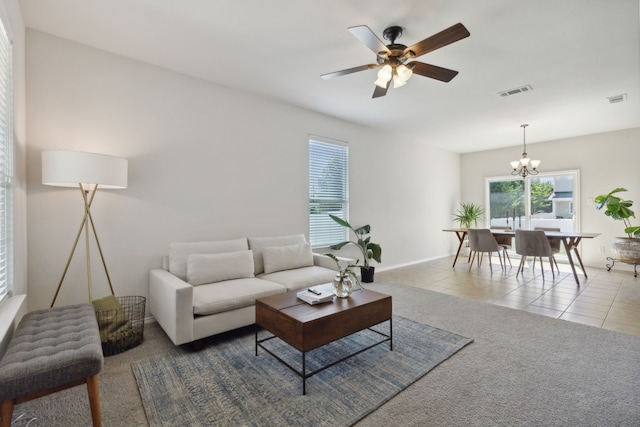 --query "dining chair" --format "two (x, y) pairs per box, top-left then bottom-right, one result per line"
(468, 228), (504, 273)
(515, 229), (558, 279)
(490, 226), (513, 267)
(533, 227), (561, 273)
